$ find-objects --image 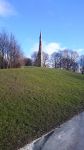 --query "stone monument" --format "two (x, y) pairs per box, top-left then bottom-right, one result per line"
(35, 32), (43, 67)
